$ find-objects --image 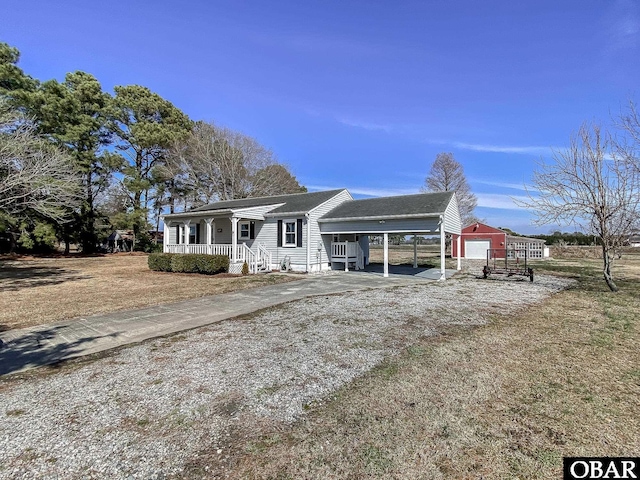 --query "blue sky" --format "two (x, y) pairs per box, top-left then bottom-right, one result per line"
(2, 0), (639, 233)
